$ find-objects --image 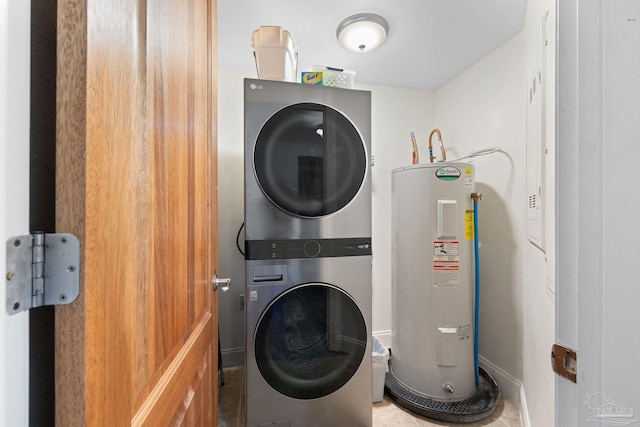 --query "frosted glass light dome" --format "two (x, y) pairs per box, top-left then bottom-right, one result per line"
(336, 13), (389, 53)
